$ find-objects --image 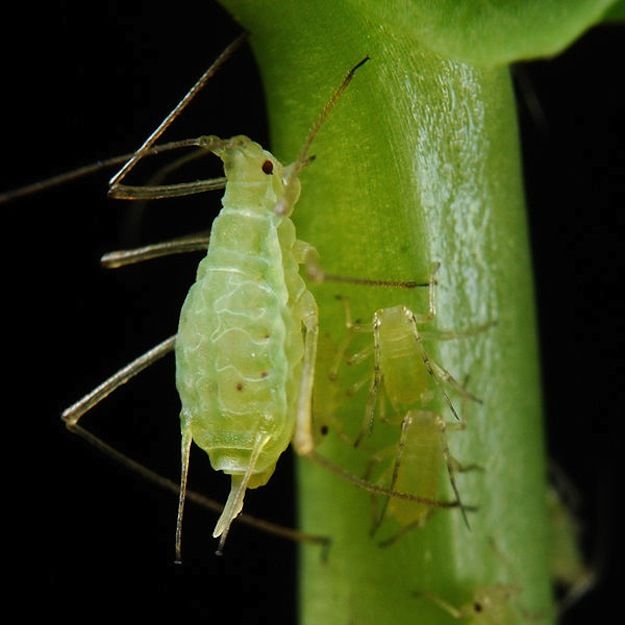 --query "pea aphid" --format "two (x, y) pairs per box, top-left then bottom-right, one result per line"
(365, 409), (475, 543)
(49, 41), (467, 559)
(415, 585), (521, 625)
(335, 277), (490, 444)
(334, 288), (493, 536)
